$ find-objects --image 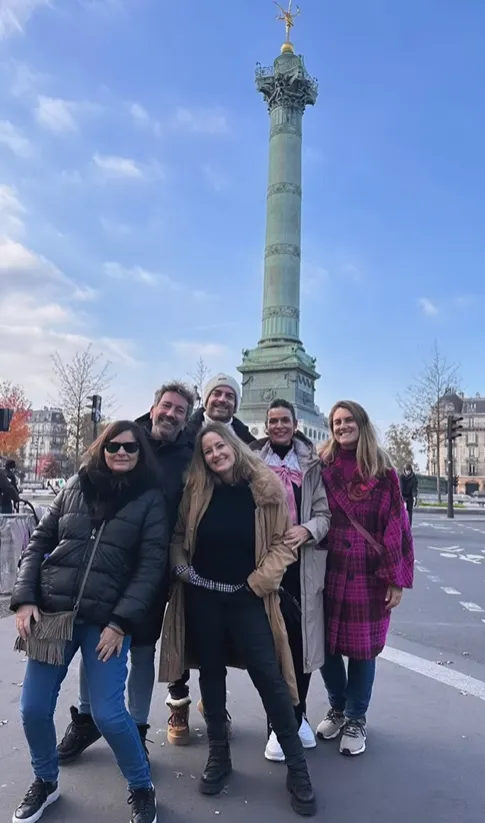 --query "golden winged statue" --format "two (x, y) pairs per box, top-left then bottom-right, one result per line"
(274, 0), (300, 42)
